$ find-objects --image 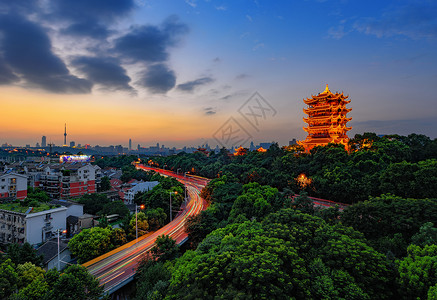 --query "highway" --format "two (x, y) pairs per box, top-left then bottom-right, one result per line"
(83, 166), (208, 294)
